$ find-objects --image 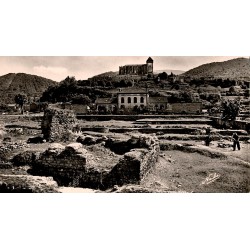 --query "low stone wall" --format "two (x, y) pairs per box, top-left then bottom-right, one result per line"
(81, 127), (199, 135)
(107, 137), (159, 187)
(31, 136), (160, 190)
(41, 107), (78, 142)
(212, 117), (250, 132)
(160, 142), (227, 159)
(0, 174), (58, 193)
(32, 143), (104, 189)
(77, 114), (207, 121)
